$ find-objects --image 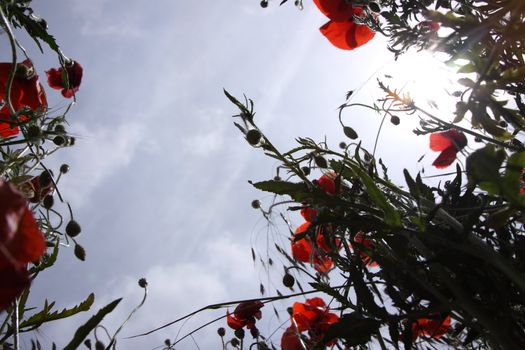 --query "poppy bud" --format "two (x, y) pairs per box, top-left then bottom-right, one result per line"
(250, 327), (260, 338)
(274, 176), (281, 181)
(231, 338), (240, 347)
(301, 166), (310, 176)
(138, 278), (148, 288)
(314, 155), (328, 169)
(66, 220), (81, 237)
(60, 164), (70, 174)
(68, 136), (76, 146)
(39, 170), (53, 188)
(164, 339), (171, 346)
(84, 339), (92, 349)
(54, 124), (66, 133)
(343, 126), (358, 140)
(499, 120), (507, 127)
(43, 195), (54, 209)
(217, 327), (226, 337)
(251, 200), (261, 209)
(287, 307), (293, 315)
(339, 142), (347, 149)
(246, 129), (262, 145)
(390, 115), (400, 125)
(368, 1), (381, 12)
(53, 135), (66, 146)
(95, 340), (105, 350)
(260, 0), (268, 8)
(282, 273), (295, 288)
(234, 328), (245, 339)
(74, 244), (86, 261)
(27, 125), (42, 139)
